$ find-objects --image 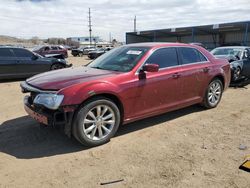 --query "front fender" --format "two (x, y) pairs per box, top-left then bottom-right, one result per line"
(58, 81), (121, 106)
